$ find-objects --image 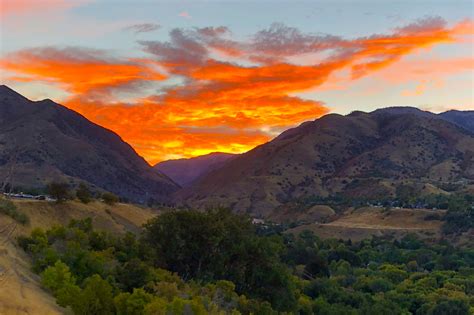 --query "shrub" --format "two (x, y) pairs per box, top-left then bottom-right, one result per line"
(0, 198), (29, 225)
(76, 183), (92, 204)
(47, 182), (71, 203)
(102, 192), (119, 205)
